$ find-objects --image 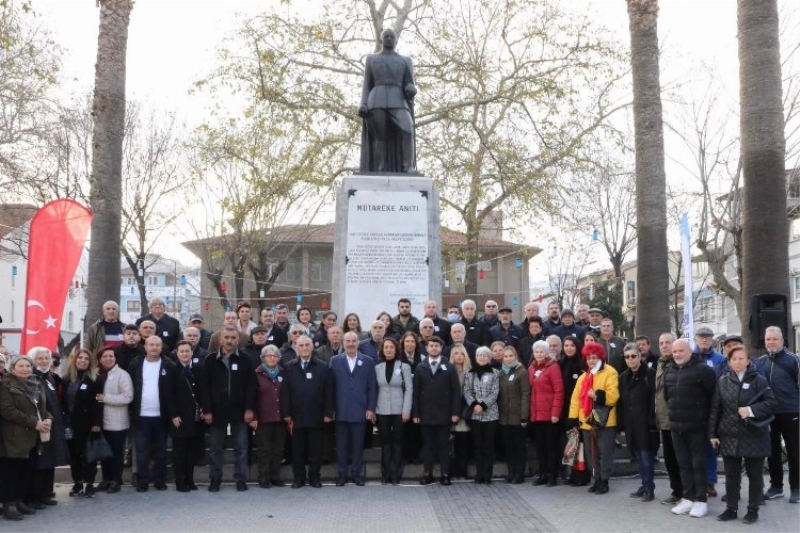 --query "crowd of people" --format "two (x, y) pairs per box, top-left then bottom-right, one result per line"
(0, 296), (797, 526)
